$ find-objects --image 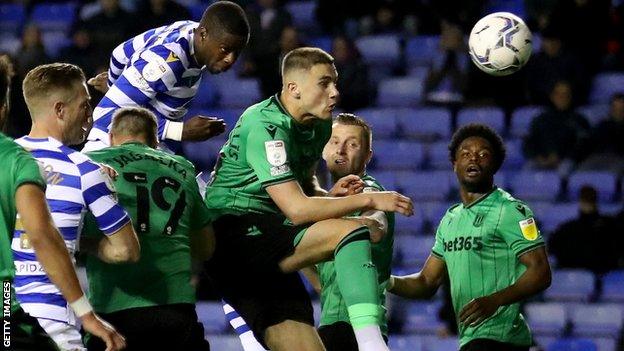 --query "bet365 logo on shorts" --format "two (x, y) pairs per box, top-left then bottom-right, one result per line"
(518, 218), (538, 240)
